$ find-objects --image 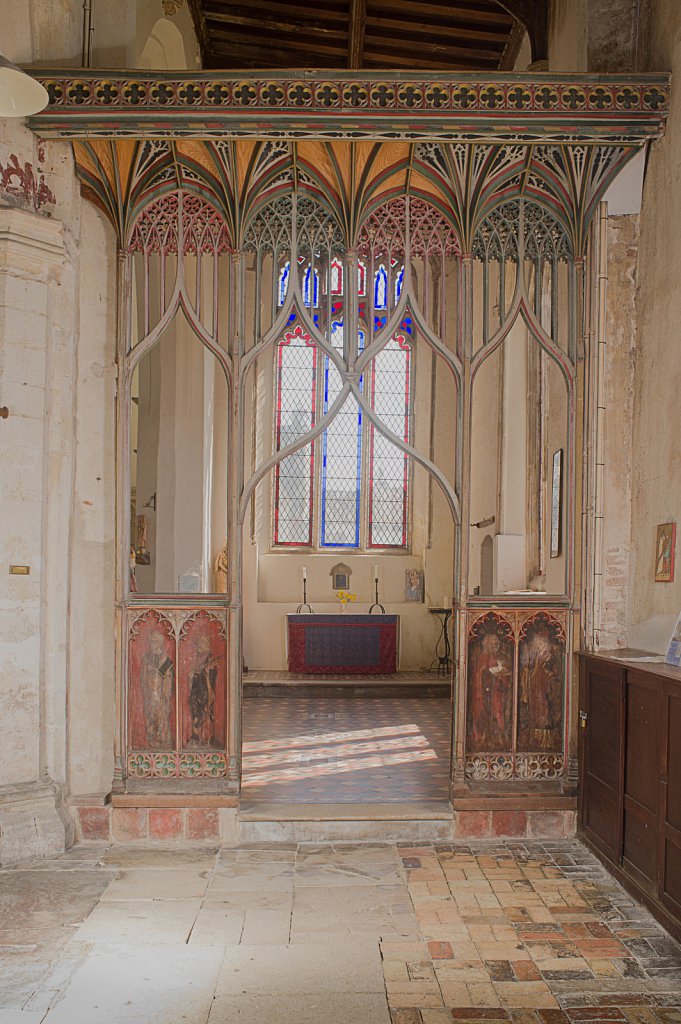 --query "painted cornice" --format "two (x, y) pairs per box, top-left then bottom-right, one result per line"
(28, 71), (670, 144)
